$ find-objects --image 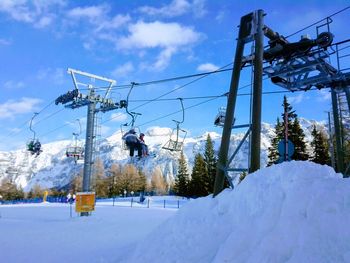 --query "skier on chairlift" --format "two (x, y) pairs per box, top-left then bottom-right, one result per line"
(28, 139), (41, 156)
(139, 133), (149, 157)
(122, 129), (142, 158)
